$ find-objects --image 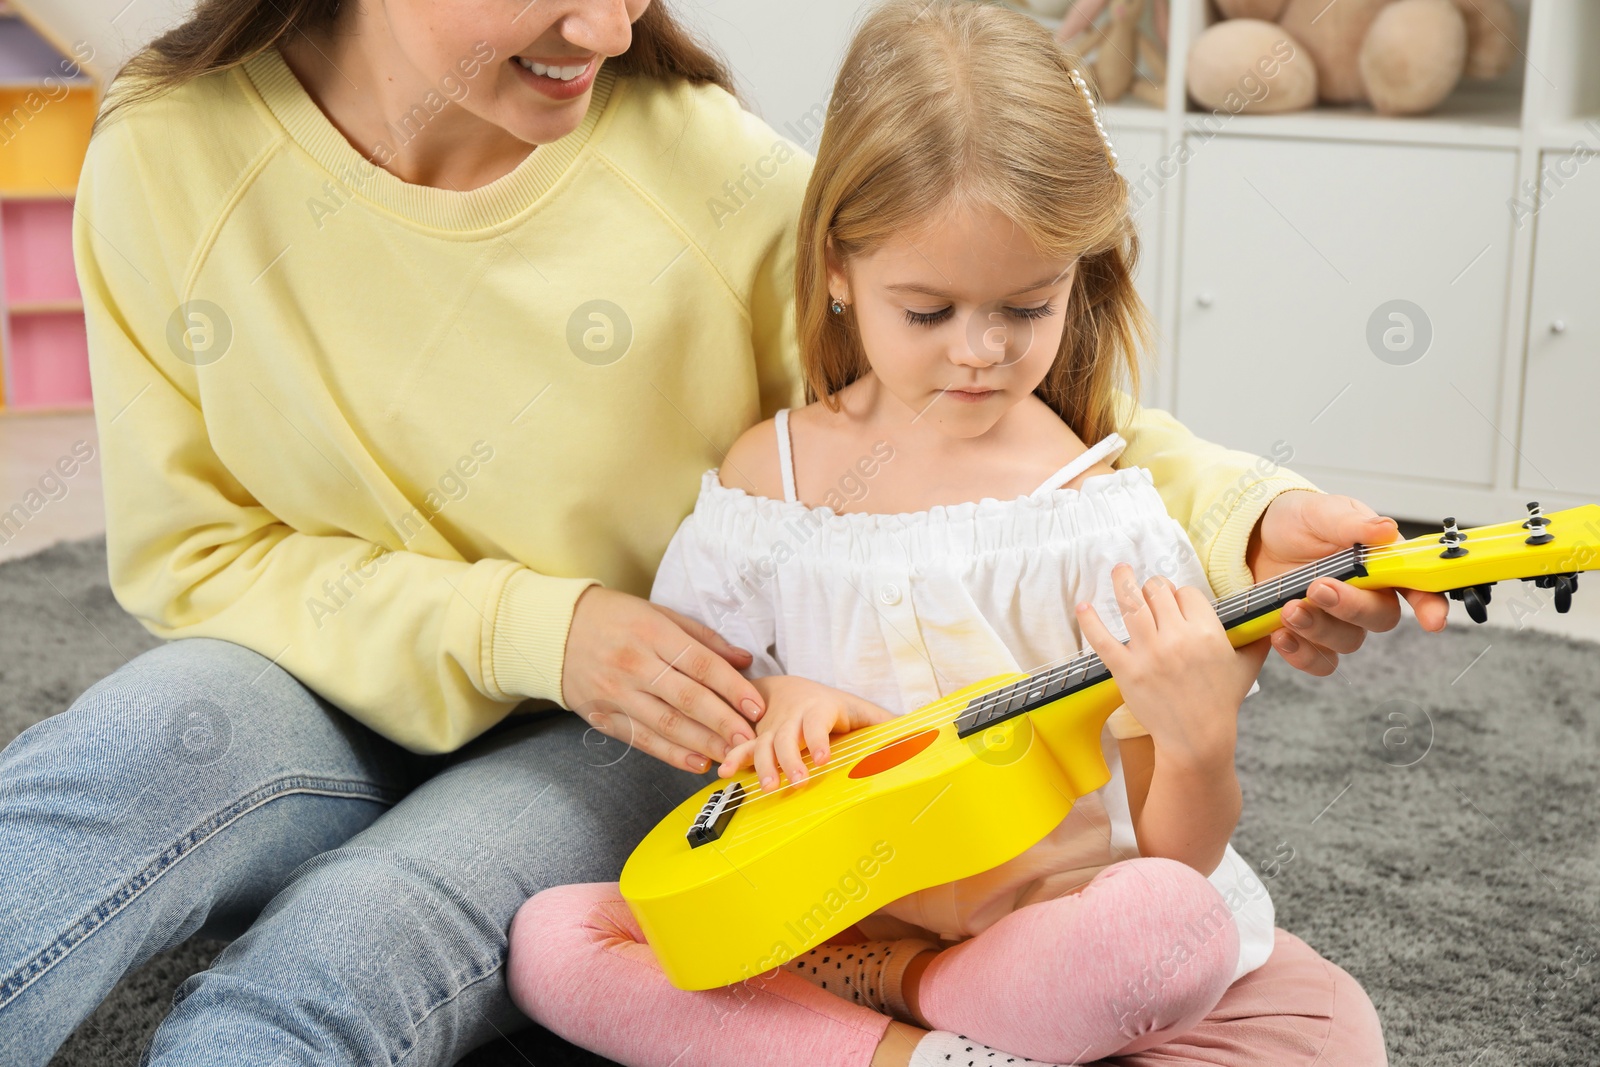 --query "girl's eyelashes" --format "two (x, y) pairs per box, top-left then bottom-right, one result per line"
(902, 301), (1057, 327)
(903, 307), (953, 326)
